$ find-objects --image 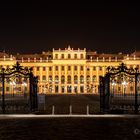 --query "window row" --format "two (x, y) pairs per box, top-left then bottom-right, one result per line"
(36, 66), (103, 71)
(55, 53), (84, 59)
(38, 75), (97, 83)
